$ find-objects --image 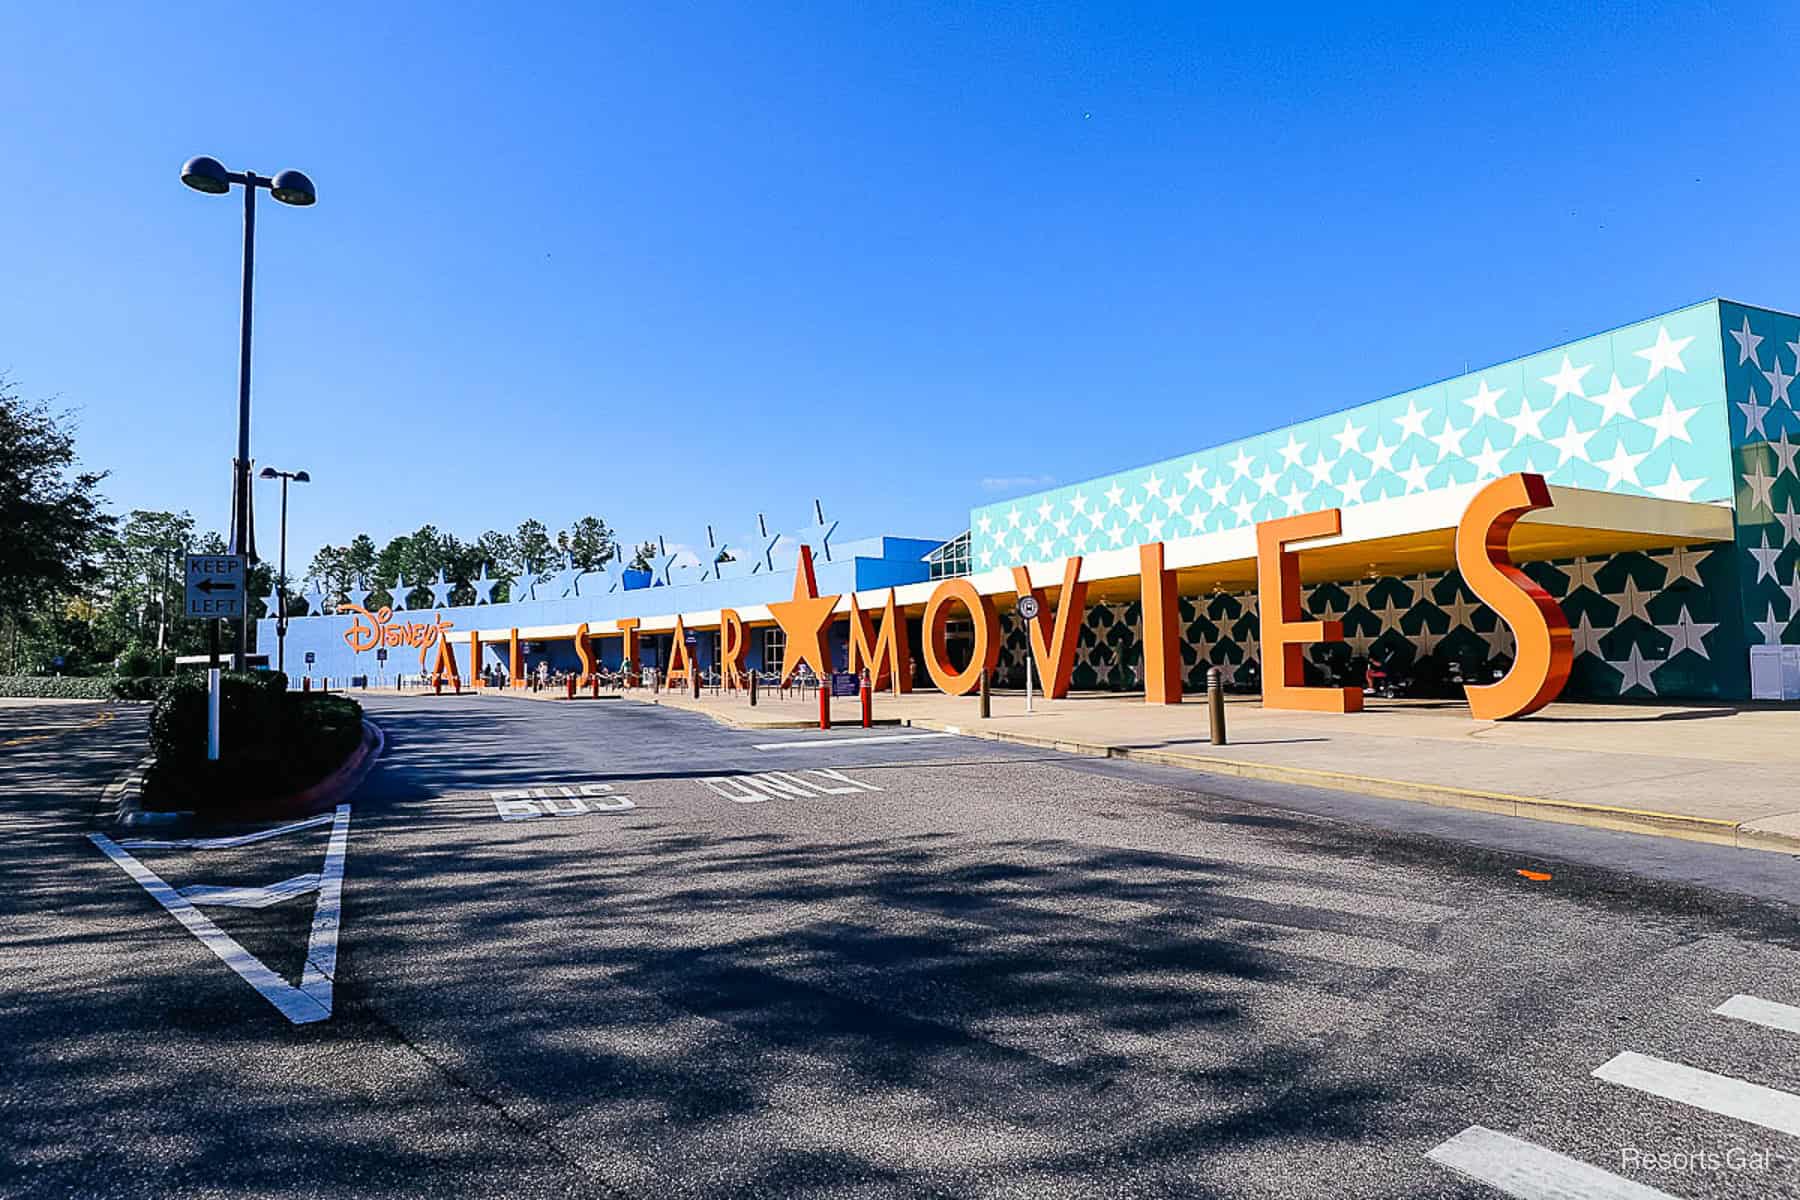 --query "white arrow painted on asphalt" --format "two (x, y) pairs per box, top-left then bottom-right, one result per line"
(89, 804), (352, 1026)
